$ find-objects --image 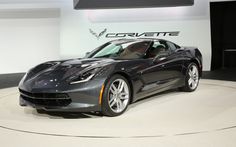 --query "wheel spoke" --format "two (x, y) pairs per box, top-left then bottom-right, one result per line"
(120, 92), (128, 100)
(116, 101), (120, 110)
(110, 98), (116, 107)
(117, 99), (123, 111)
(110, 84), (117, 94)
(188, 78), (193, 86)
(191, 79), (196, 85)
(188, 70), (192, 76)
(192, 67), (197, 75)
(109, 95), (115, 104)
(118, 81), (124, 92)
